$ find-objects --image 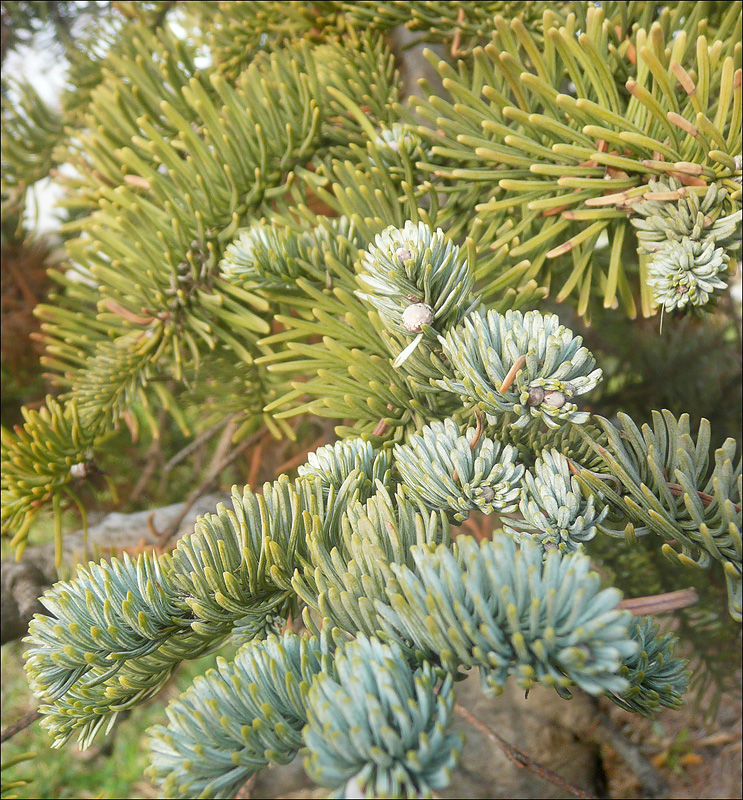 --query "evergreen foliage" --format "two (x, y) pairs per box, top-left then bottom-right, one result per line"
(609, 617), (689, 715)
(409, 2), (742, 316)
(1, 79), (63, 213)
(435, 309), (603, 430)
(394, 417), (523, 521)
(0, 750), (36, 799)
(303, 636), (462, 799)
(357, 220), (477, 371)
(1, 397), (100, 559)
(1, 1), (740, 797)
(504, 448), (607, 552)
(147, 631), (335, 799)
(632, 179), (742, 311)
(577, 411), (742, 621)
(373, 535), (645, 700)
